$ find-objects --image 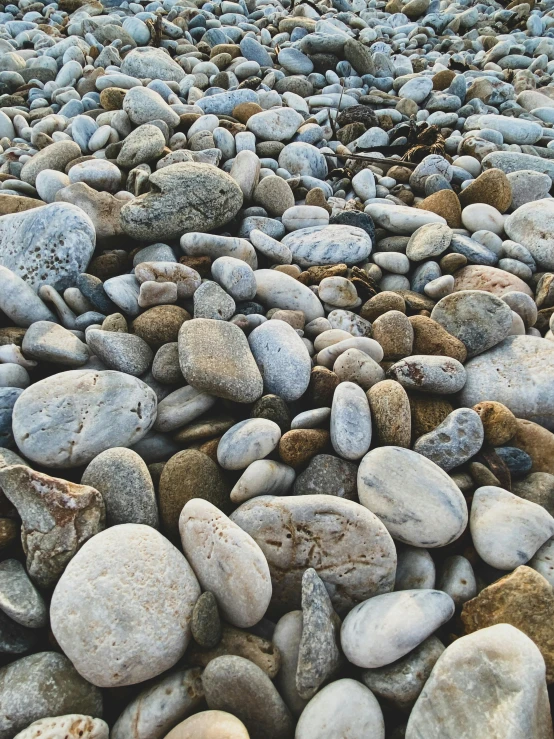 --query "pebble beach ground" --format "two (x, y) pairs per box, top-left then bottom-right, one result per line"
(1, 0), (554, 735)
